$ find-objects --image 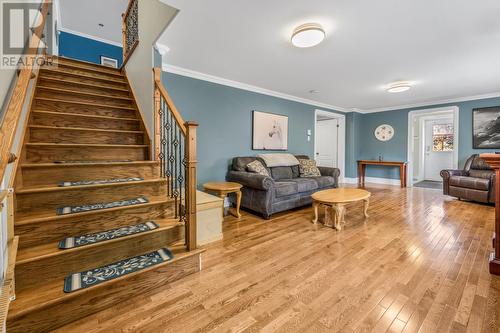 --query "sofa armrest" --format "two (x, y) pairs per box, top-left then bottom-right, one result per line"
(226, 171), (275, 191)
(318, 167), (340, 178)
(440, 169), (468, 180)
